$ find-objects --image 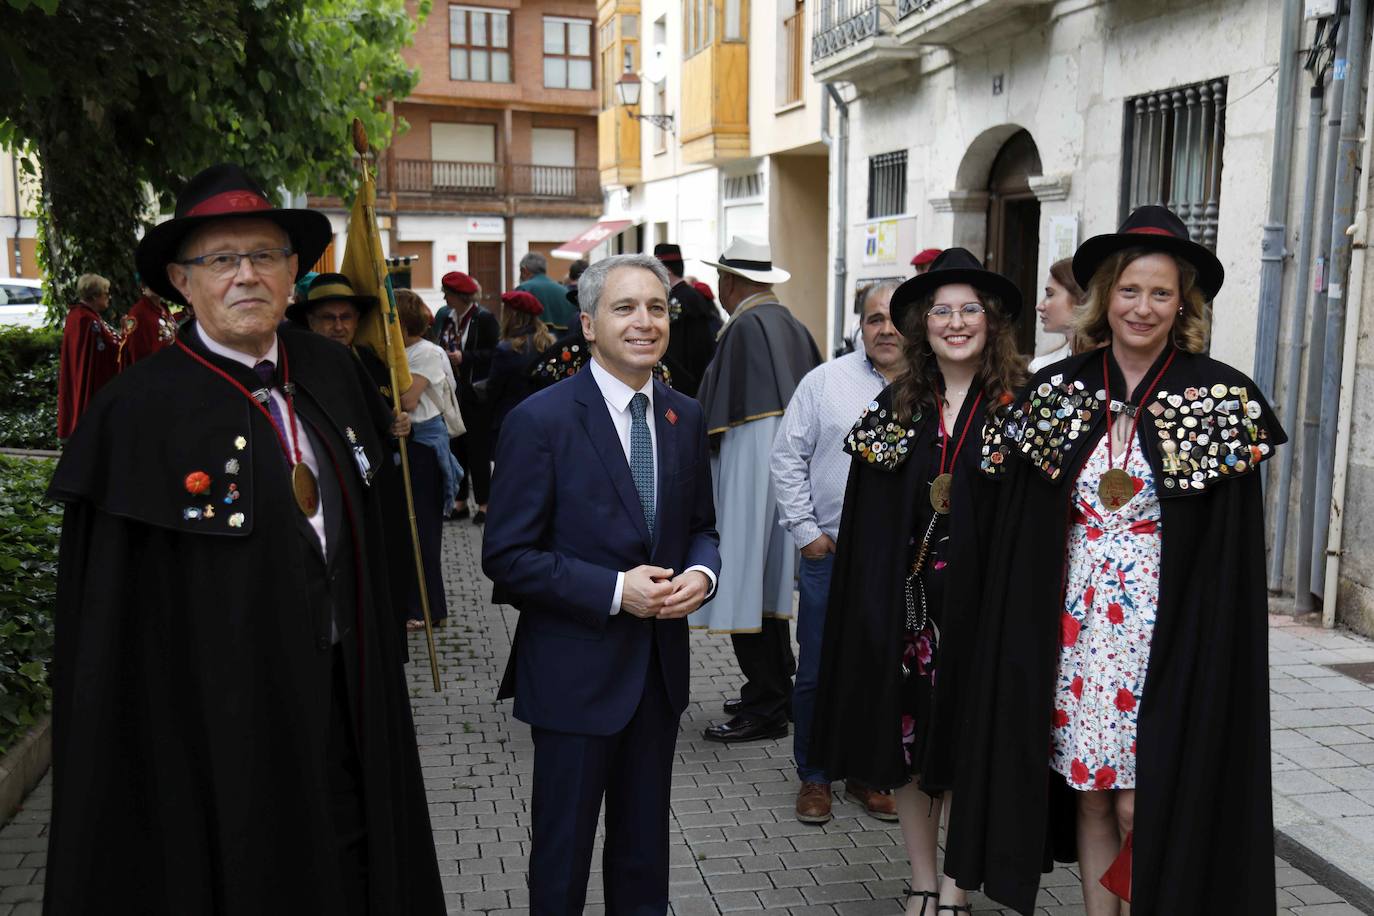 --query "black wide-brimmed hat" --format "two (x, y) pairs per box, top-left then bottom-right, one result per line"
(136, 163), (333, 306)
(1072, 205), (1224, 300)
(285, 272), (378, 325)
(890, 247), (1023, 331)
